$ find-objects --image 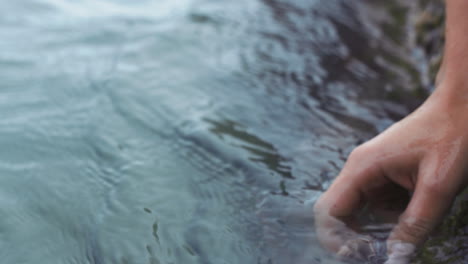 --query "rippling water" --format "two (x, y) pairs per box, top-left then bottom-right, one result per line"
(0, 0), (426, 263)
